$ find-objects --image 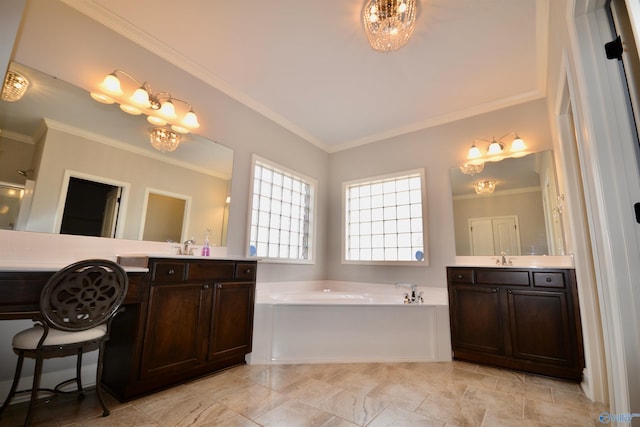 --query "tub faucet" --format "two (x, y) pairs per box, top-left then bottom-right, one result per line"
(395, 282), (423, 304)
